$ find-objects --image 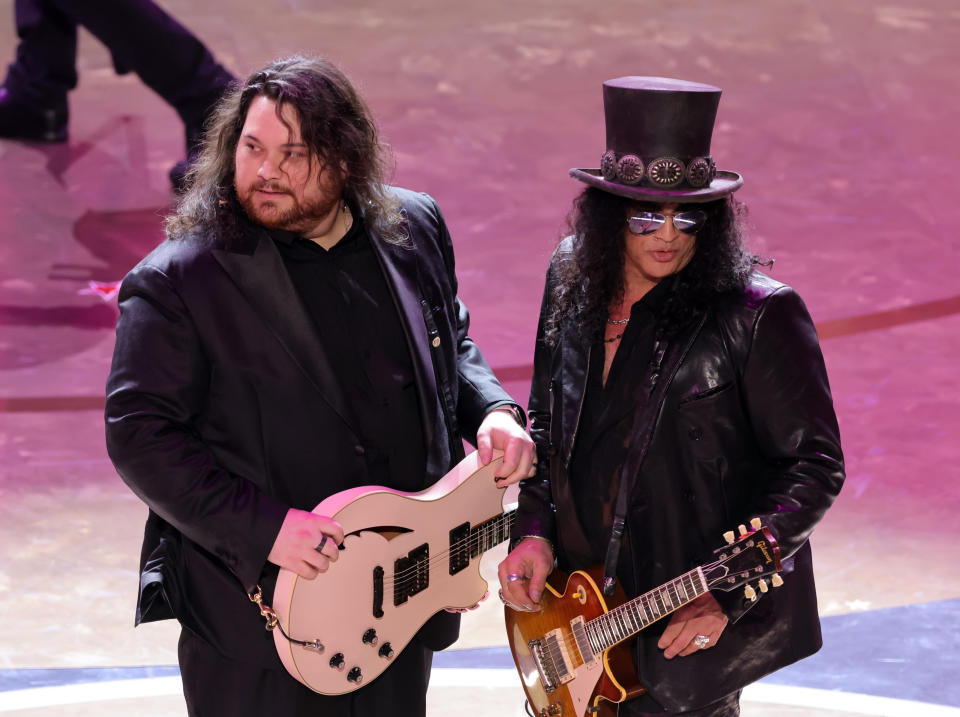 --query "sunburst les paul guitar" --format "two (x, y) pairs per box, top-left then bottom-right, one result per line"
(505, 522), (783, 717)
(263, 450), (514, 695)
